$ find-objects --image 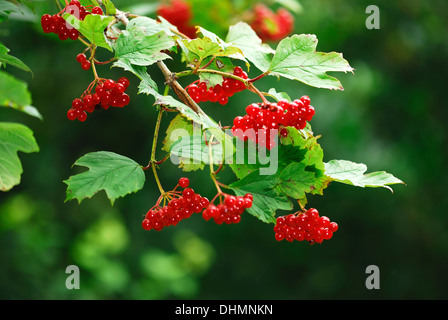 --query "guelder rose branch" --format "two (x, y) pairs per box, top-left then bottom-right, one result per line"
(43, 0), (404, 246)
